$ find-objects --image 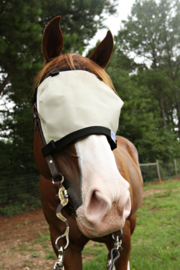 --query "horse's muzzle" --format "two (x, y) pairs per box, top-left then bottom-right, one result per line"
(76, 187), (131, 238)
